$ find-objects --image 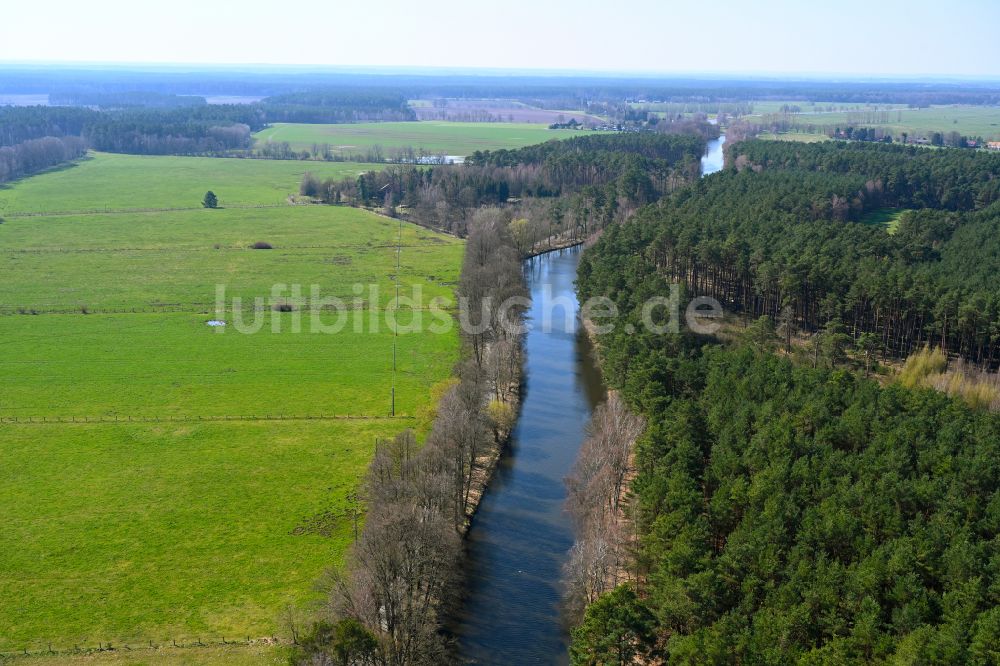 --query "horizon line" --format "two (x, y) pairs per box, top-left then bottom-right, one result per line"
(3, 60), (1000, 84)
